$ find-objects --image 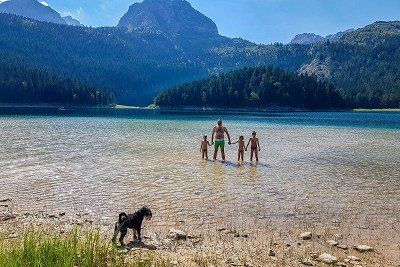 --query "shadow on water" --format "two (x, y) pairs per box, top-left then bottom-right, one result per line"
(212, 159), (271, 168)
